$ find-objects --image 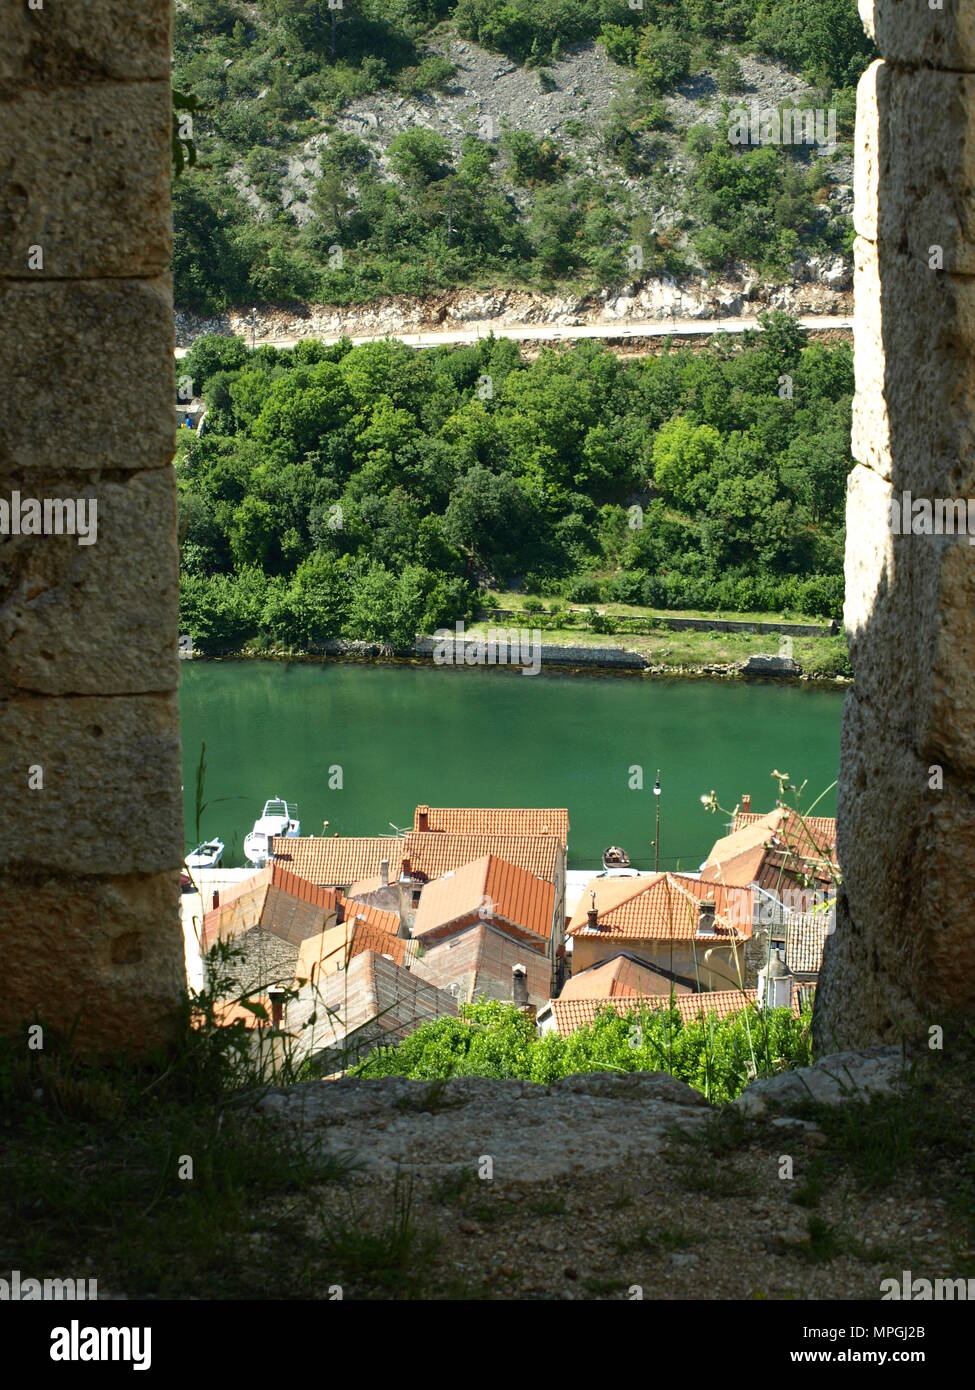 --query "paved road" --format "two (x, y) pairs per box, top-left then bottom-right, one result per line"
(173, 313), (853, 359)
